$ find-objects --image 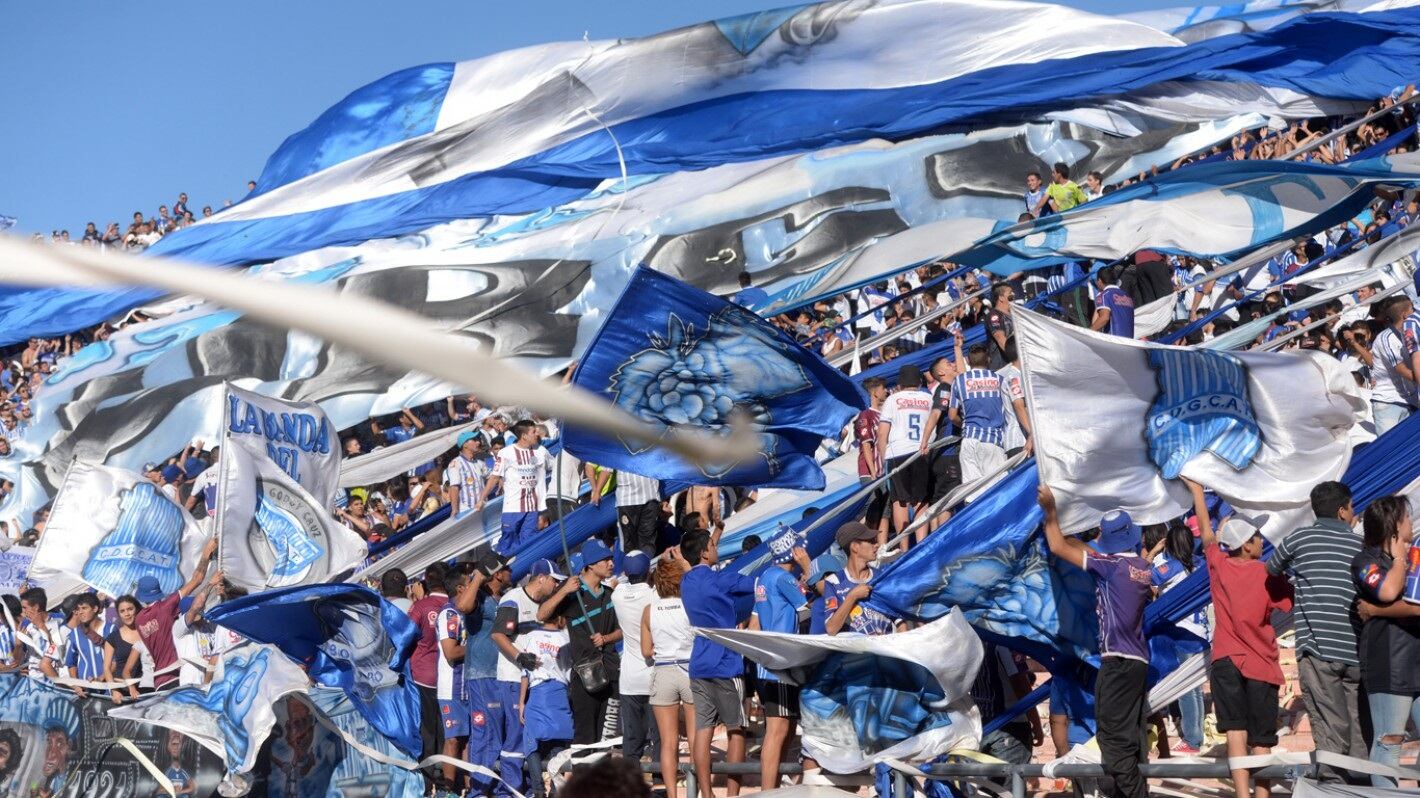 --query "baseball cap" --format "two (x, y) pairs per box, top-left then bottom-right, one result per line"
(622, 549), (651, 577)
(579, 540), (613, 570)
(142, 462), (159, 474)
(767, 525), (803, 565)
(160, 464), (183, 485)
(477, 552), (510, 577)
(456, 430), (483, 449)
(134, 575), (164, 604)
(1218, 516), (1261, 550)
(1093, 510), (1142, 555)
(834, 521), (877, 550)
(528, 558), (565, 581)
